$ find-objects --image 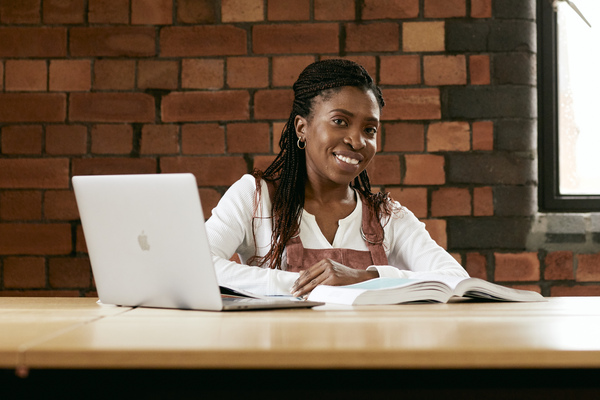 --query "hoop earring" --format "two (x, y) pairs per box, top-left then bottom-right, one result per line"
(297, 138), (306, 150)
